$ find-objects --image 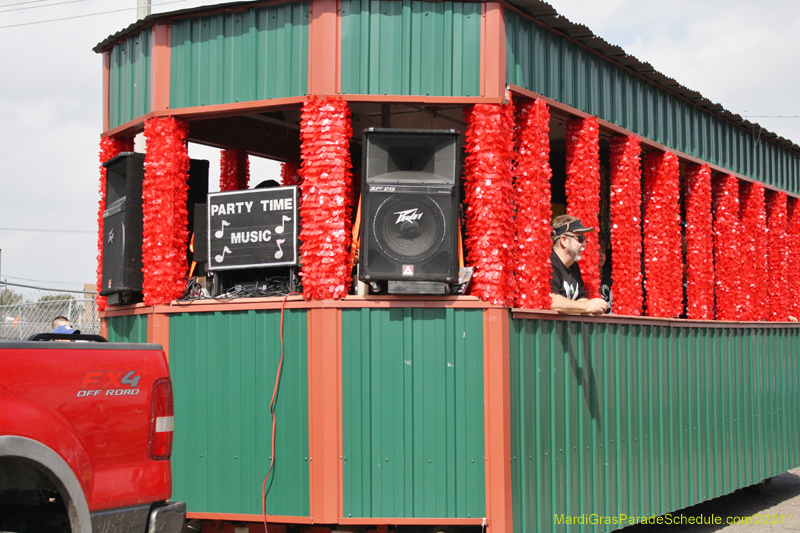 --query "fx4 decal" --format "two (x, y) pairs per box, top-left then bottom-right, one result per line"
(78, 371), (141, 397)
